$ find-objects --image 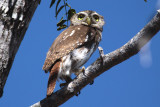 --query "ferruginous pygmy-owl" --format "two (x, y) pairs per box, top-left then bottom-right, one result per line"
(43, 10), (105, 97)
